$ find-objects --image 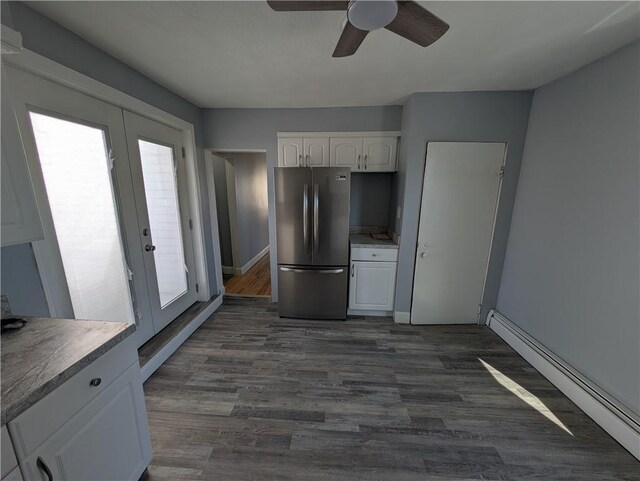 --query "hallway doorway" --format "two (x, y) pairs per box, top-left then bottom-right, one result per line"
(207, 150), (271, 298)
